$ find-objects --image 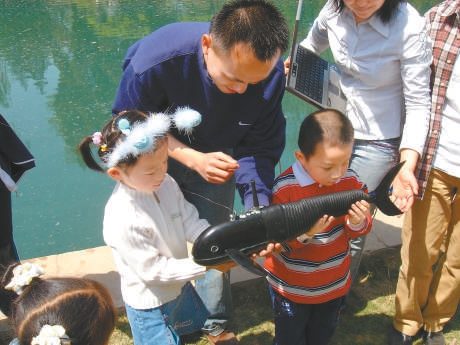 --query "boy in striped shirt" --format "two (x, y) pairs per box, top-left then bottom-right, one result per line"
(264, 109), (372, 345)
